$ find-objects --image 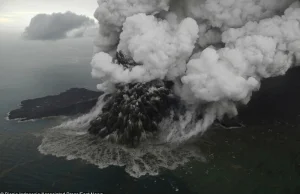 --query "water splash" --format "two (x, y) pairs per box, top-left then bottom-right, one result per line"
(38, 95), (206, 178)
(54, 95), (106, 130)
